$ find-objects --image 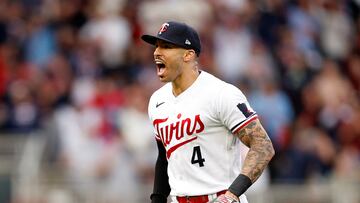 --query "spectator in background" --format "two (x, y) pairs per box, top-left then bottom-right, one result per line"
(313, 59), (357, 141)
(255, 0), (287, 49)
(6, 79), (40, 132)
(274, 28), (314, 115)
(79, 0), (131, 68)
(249, 77), (294, 151)
(272, 127), (336, 182)
(317, 0), (354, 61)
(117, 82), (157, 187)
(54, 76), (138, 203)
(287, 0), (322, 70)
(245, 39), (278, 85)
(213, 8), (253, 83)
(24, 12), (57, 69)
(138, 0), (211, 35)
